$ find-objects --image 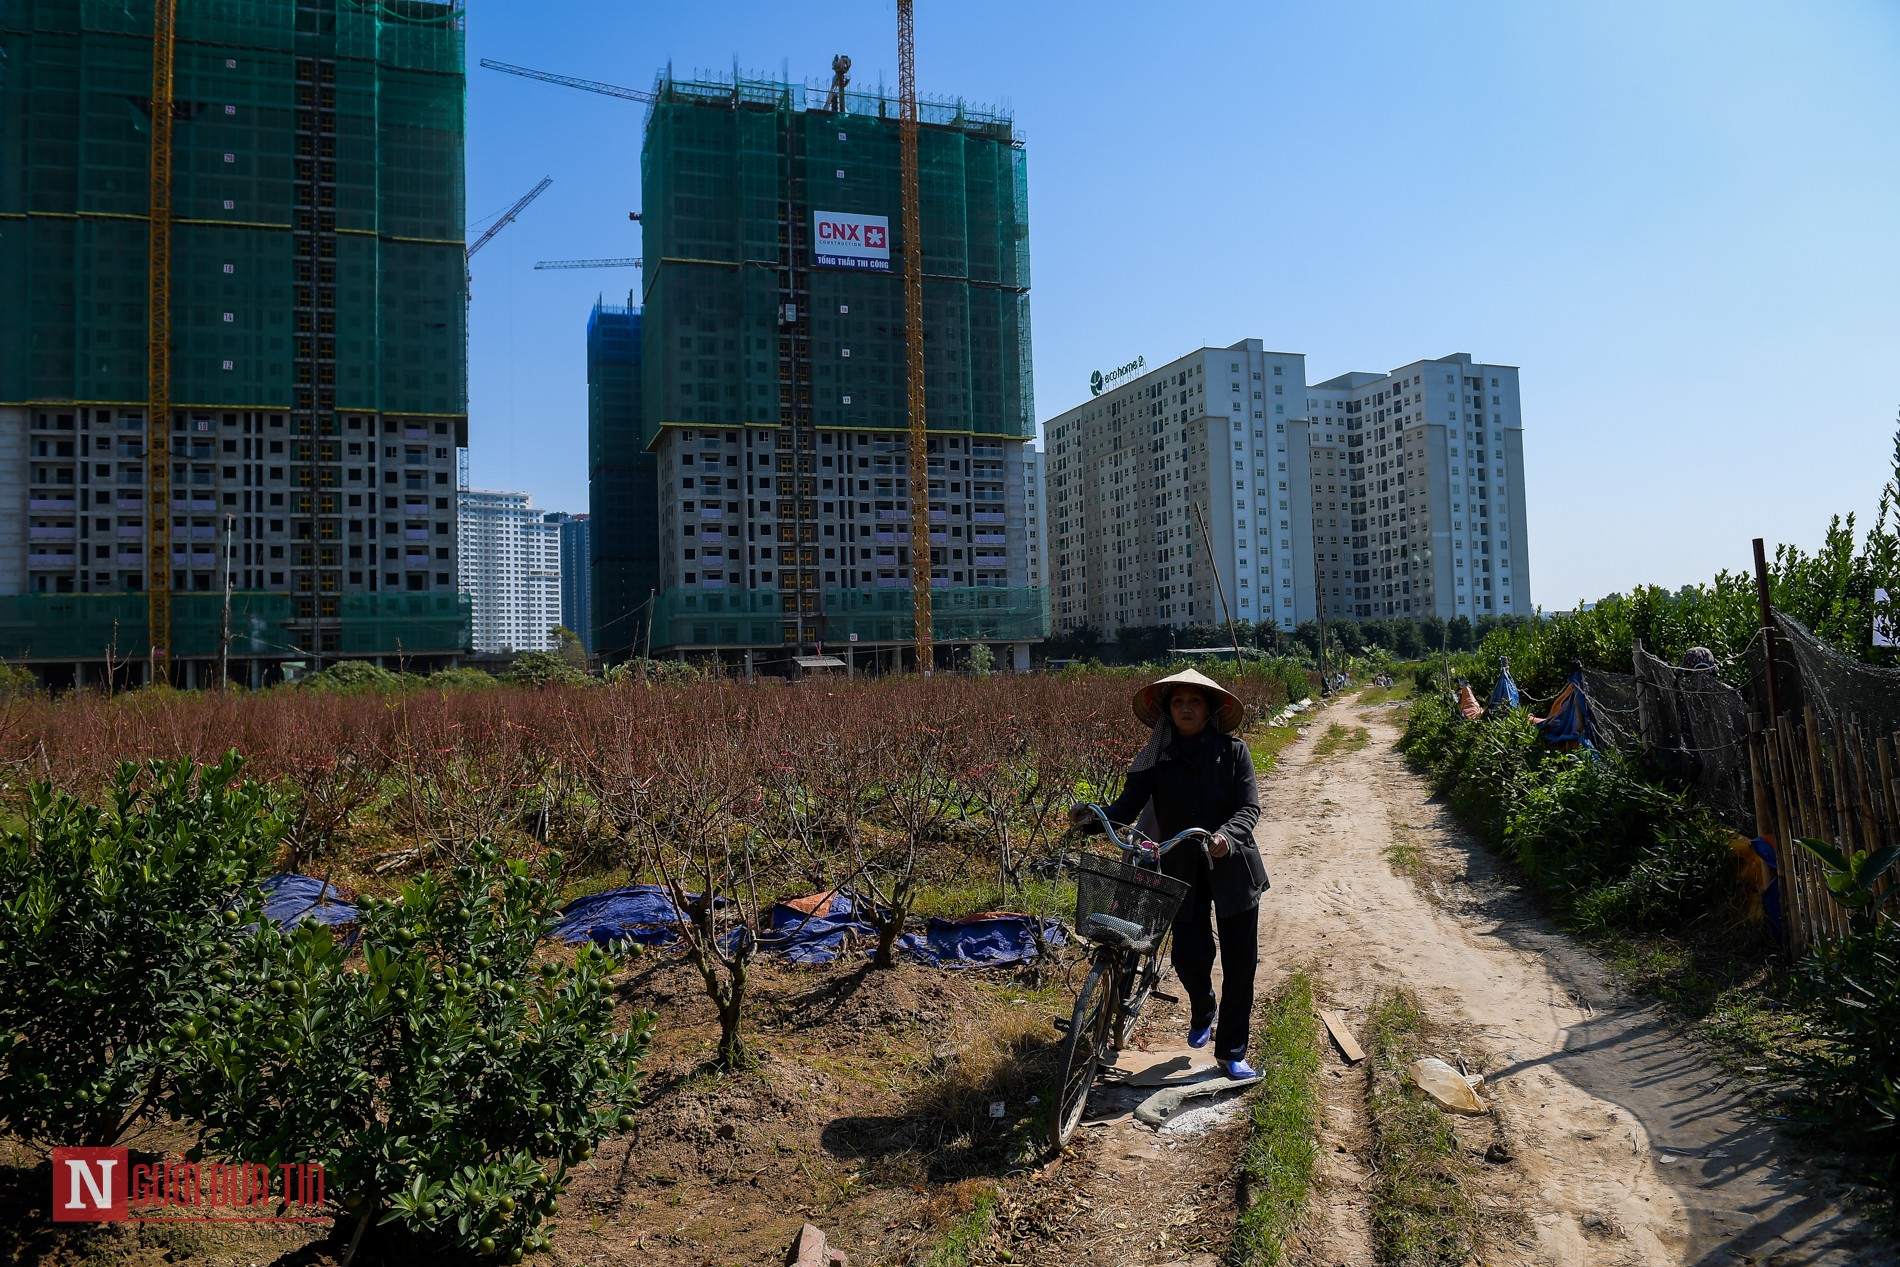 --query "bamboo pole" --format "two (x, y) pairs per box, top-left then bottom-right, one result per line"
(1766, 717), (1806, 950)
